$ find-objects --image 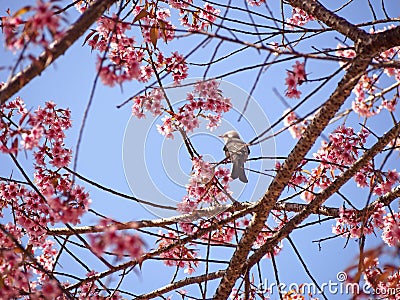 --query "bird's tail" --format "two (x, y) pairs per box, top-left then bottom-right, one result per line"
(231, 161), (248, 183)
